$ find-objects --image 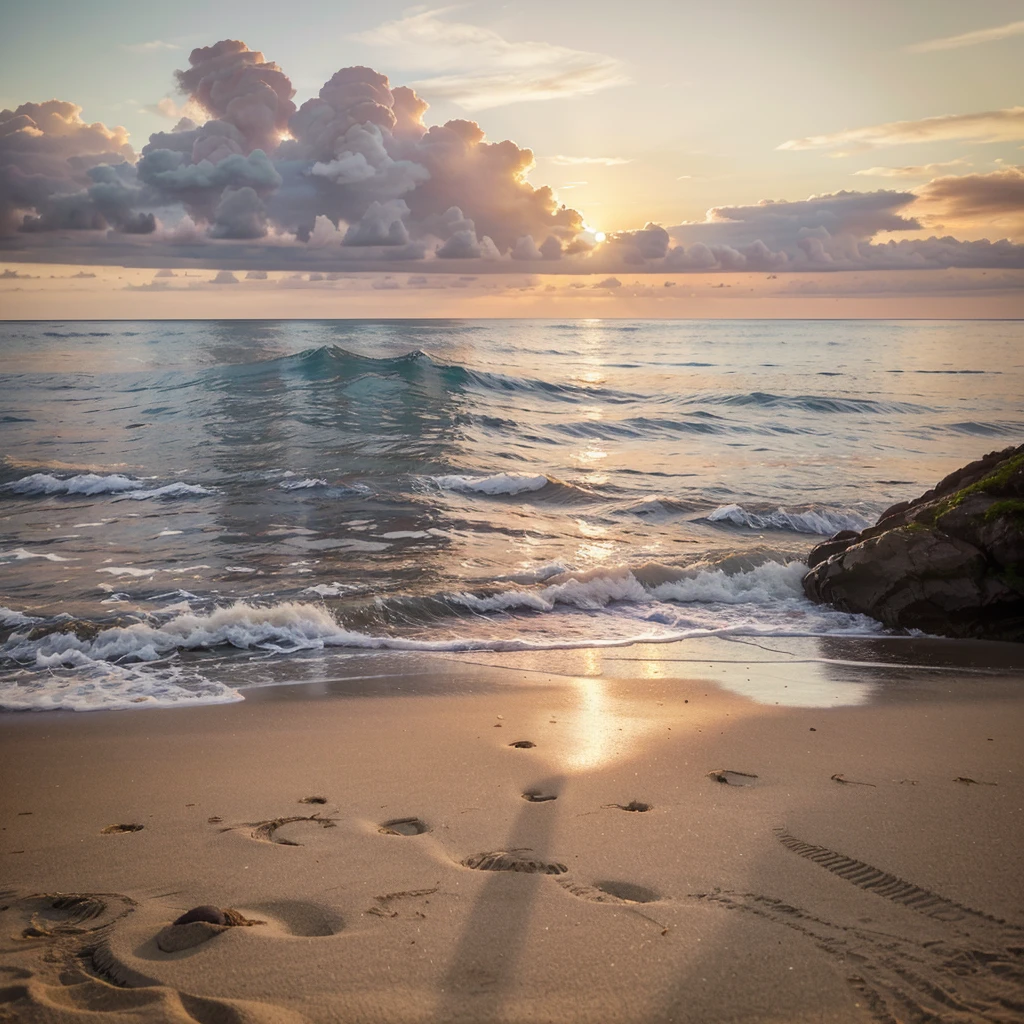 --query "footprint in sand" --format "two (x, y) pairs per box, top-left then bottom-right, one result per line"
(10, 891), (136, 940)
(609, 800), (651, 812)
(699, 829), (1024, 1023)
(247, 814), (336, 846)
(462, 850), (568, 875)
(379, 817), (429, 836)
(561, 879), (661, 905)
(239, 900), (343, 938)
